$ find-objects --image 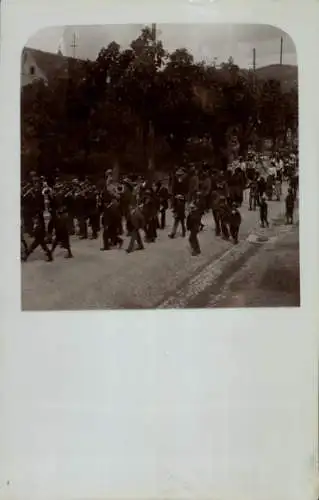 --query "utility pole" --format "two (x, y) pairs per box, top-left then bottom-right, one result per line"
(147, 23), (157, 182)
(280, 36), (283, 65)
(252, 48), (258, 151)
(253, 47), (256, 72)
(70, 33), (78, 59)
(151, 23), (156, 42)
(252, 47), (257, 93)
